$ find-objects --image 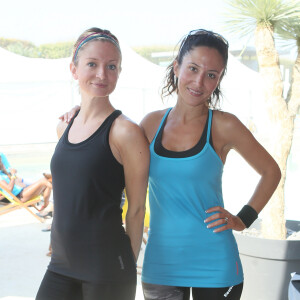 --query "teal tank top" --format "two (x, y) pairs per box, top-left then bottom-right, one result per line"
(0, 171), (23, 197)
(142, 108), (243, 287)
